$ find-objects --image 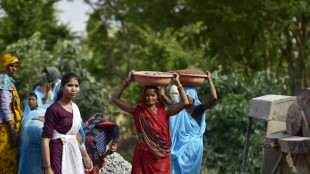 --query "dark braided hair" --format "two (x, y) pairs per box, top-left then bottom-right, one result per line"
(56, 72), (80, 101)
